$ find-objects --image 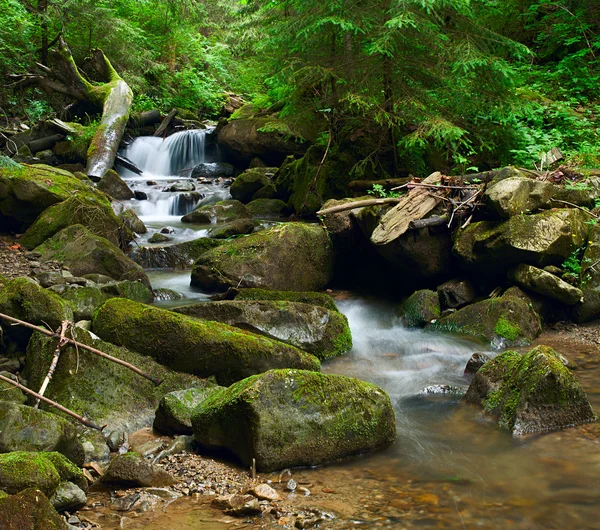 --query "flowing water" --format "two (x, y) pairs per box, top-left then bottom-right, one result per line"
(107, 131), (600, 529)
